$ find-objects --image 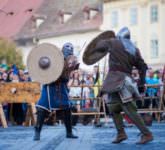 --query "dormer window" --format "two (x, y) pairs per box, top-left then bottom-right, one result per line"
(58, 10), (72, 24)
(7, 11), (14, 16)
(31, 15), (46, 29)
(83, 6), (99, 20)
(0, 10), (15, 15)
(90, 9), (98, 18)
(64, 13), (72, 23)
(26, 8), (33, 12)
(36, 18), (44, 27)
